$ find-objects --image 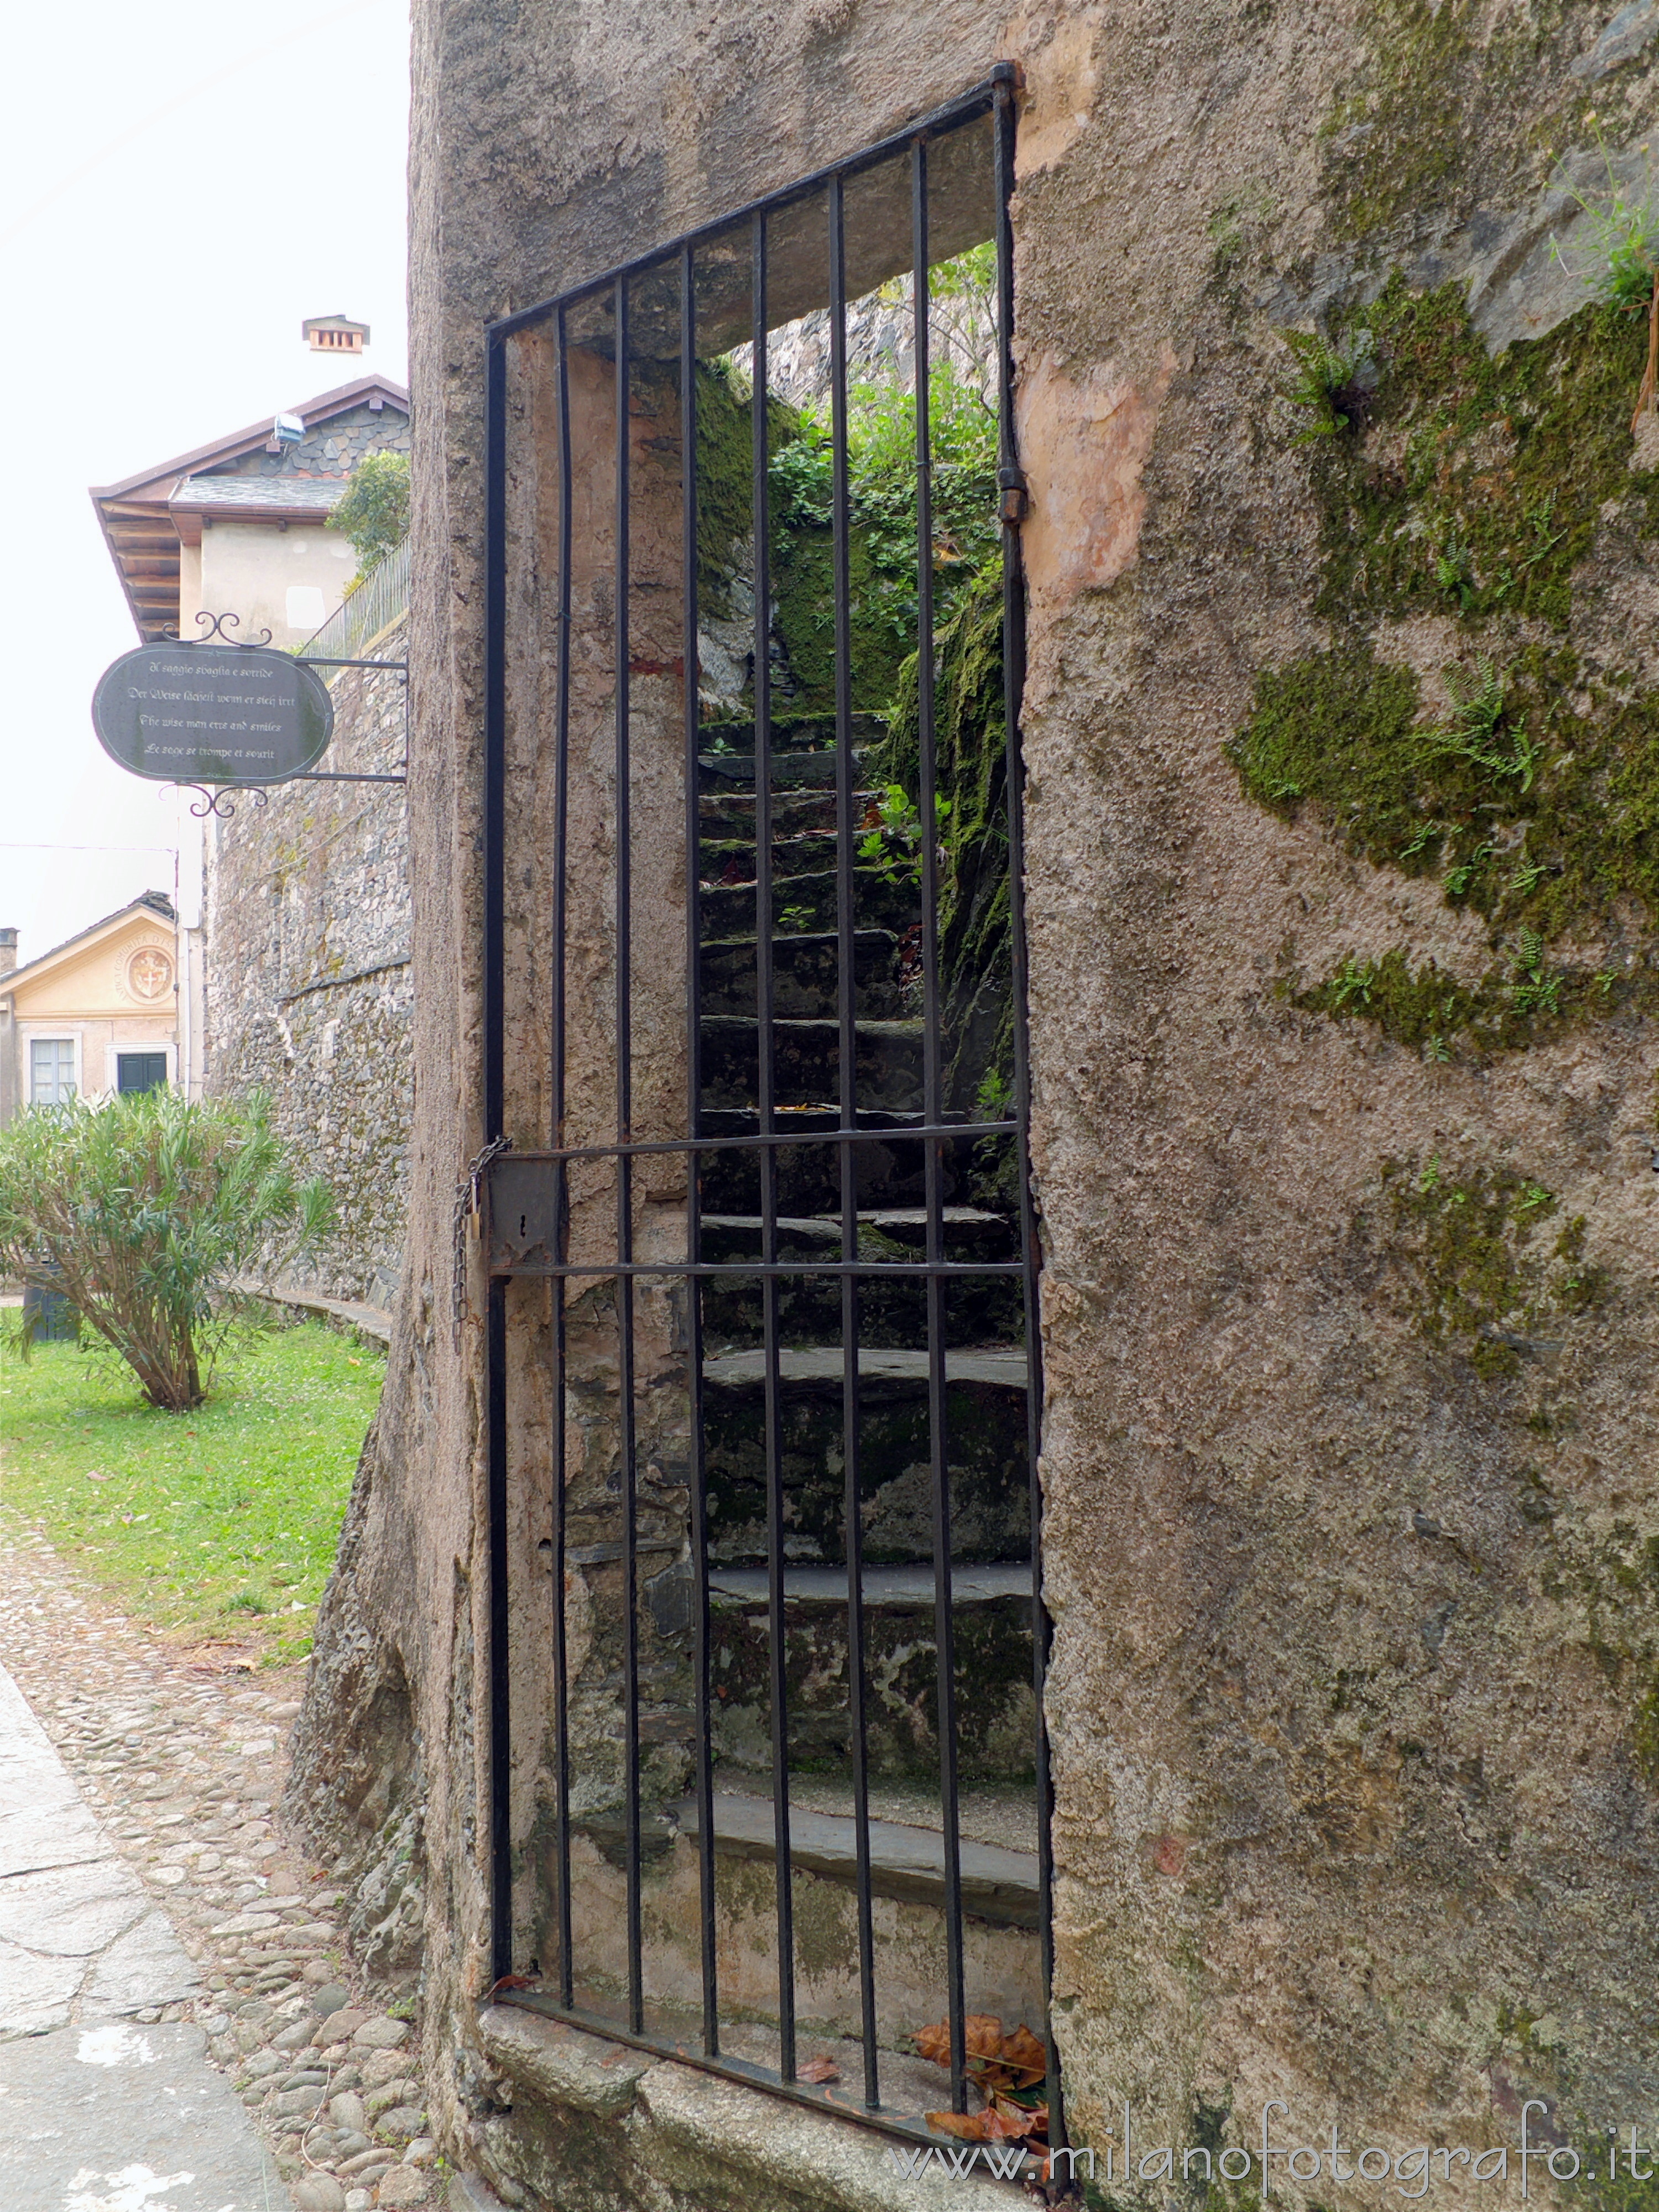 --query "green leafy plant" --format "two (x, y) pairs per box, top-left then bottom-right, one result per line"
(1509, 928), (1563, 1017)
(858, 782), (951, 885)
(1552, 138), (1659, 314)
(1426, 657), (1544, 791)
(1432, 524), (1475, 608)
(1551, 135), (1659, 425)
(763, 359), (1000, 709)
(975, 1067), (1014, 1118)
(1275, 326), (1372, 441)
(1328, 953), (1378, 1009)
(0, 1088), (333, 1412)
(326, 451), (411, 583)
